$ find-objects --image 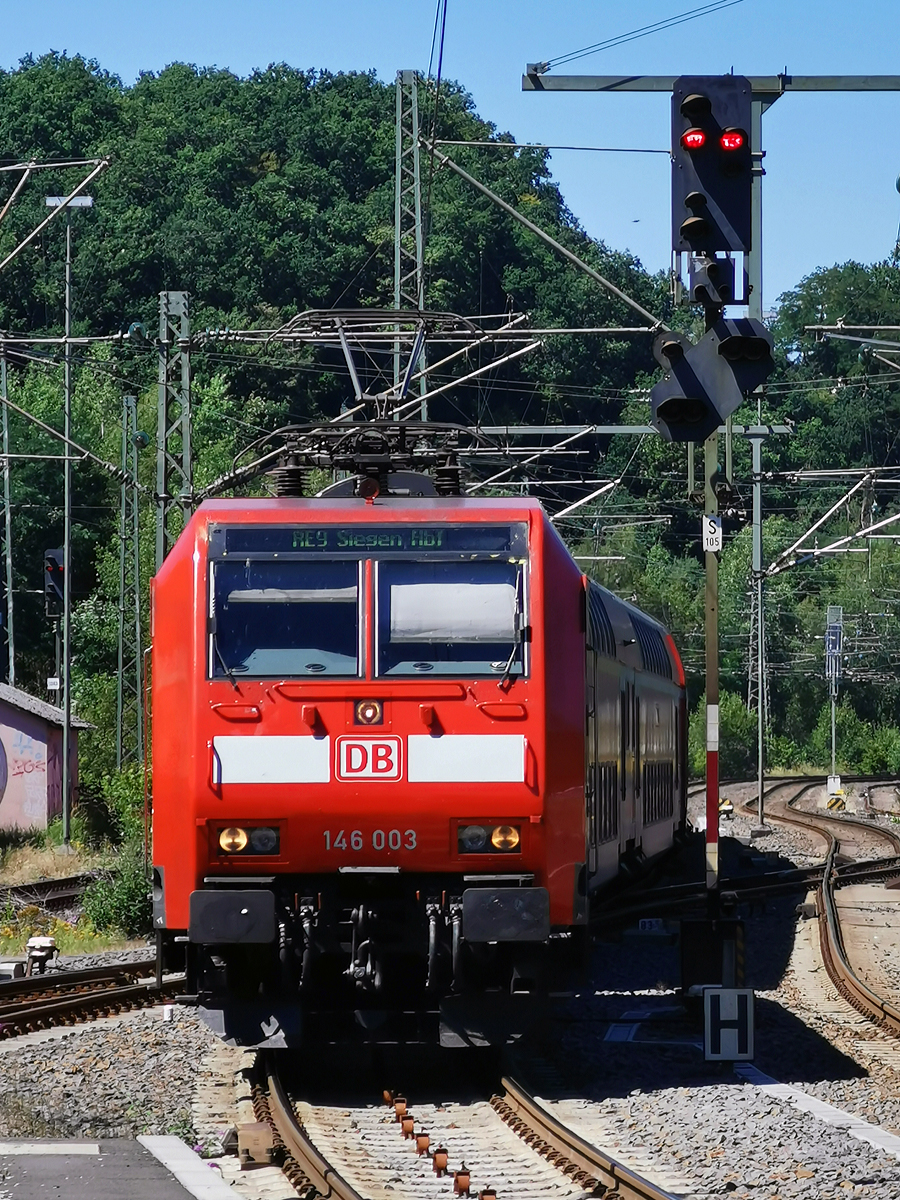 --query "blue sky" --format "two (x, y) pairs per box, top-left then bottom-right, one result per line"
(5, 1), (900, 310)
